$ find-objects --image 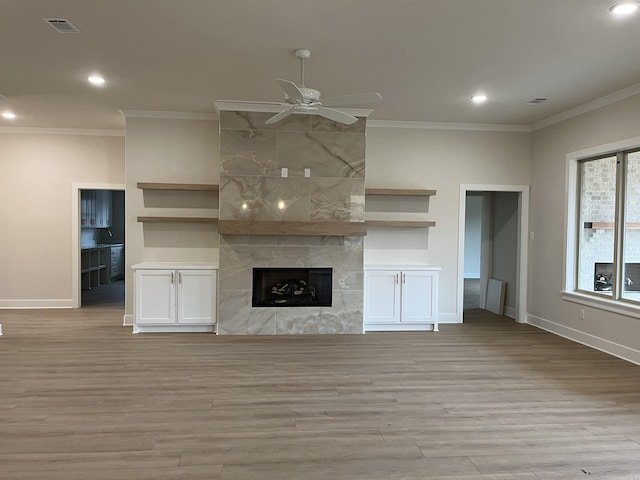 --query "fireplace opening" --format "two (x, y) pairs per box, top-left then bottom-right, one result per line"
(252, 267), (332, 307)
(594, 262), (640, 291)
